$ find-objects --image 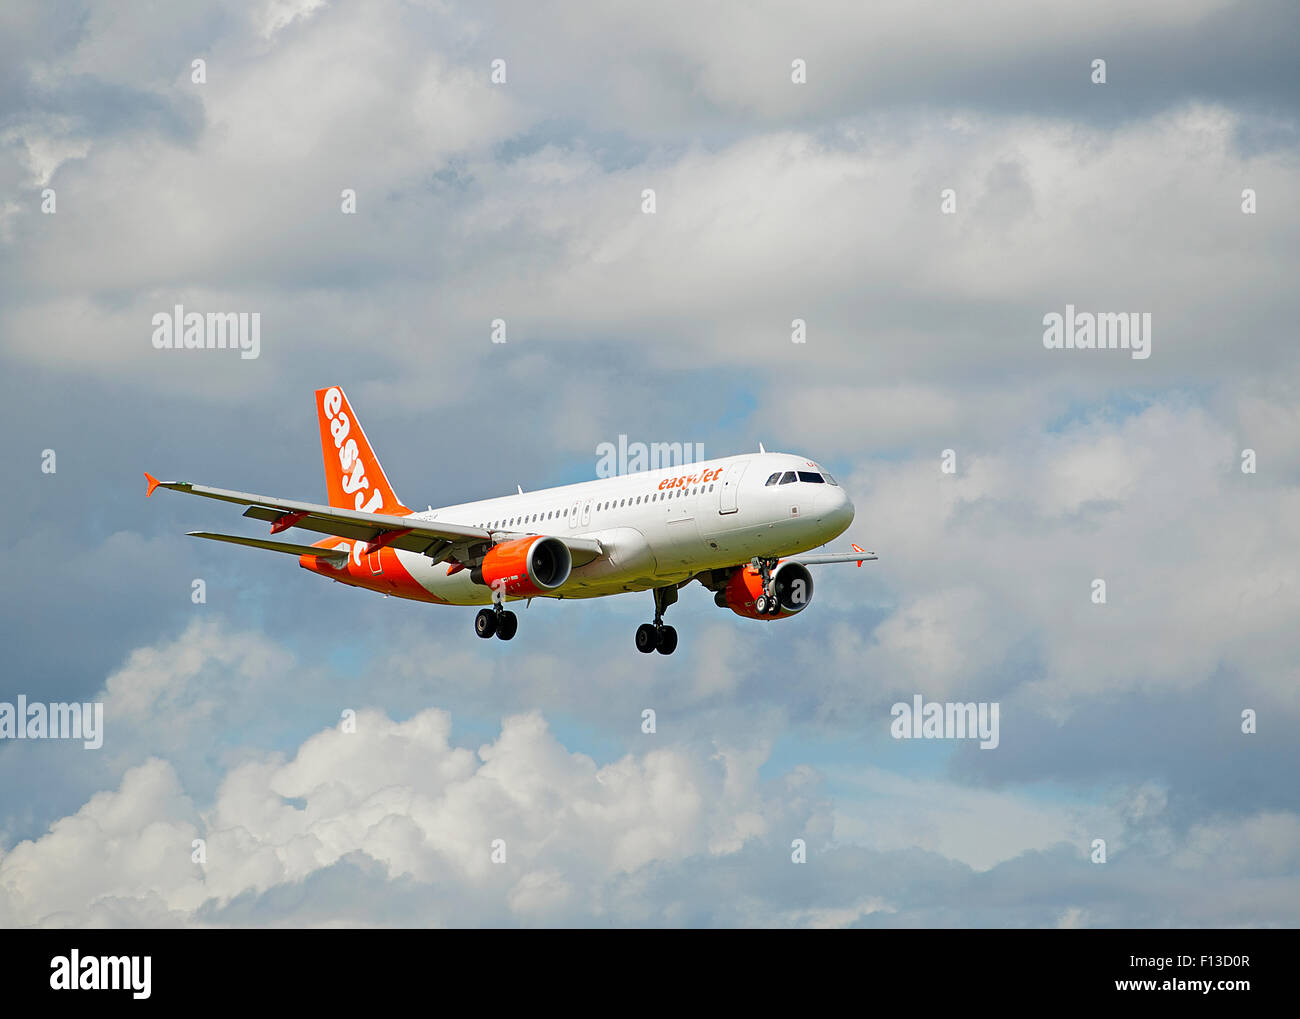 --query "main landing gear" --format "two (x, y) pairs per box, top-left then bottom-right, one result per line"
(474, 603), (518, 641)
(751, 556), (782, 616)
(636, 585), (679, 655)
